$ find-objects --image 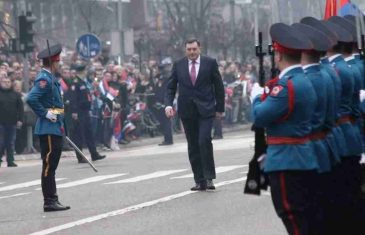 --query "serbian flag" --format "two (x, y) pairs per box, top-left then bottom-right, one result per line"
(324, 0), (337, 19)
(339, 0), (361, 16)
(98, 79), (119, 101)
